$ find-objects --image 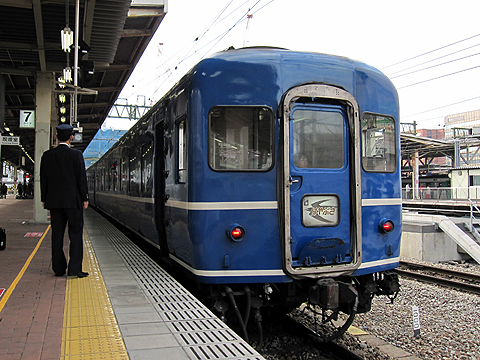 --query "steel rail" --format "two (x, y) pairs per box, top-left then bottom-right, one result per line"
(399, 260), (480, 283)
(395, 268), (480, 295)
